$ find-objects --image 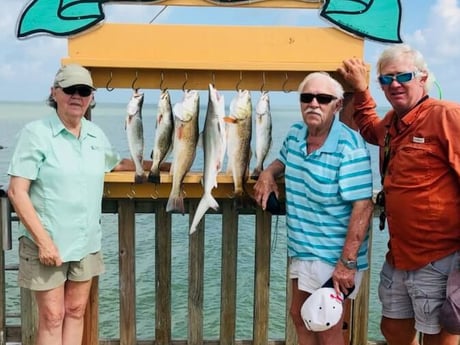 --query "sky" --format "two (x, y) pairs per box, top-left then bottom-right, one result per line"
(1, 0), (459, 107)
